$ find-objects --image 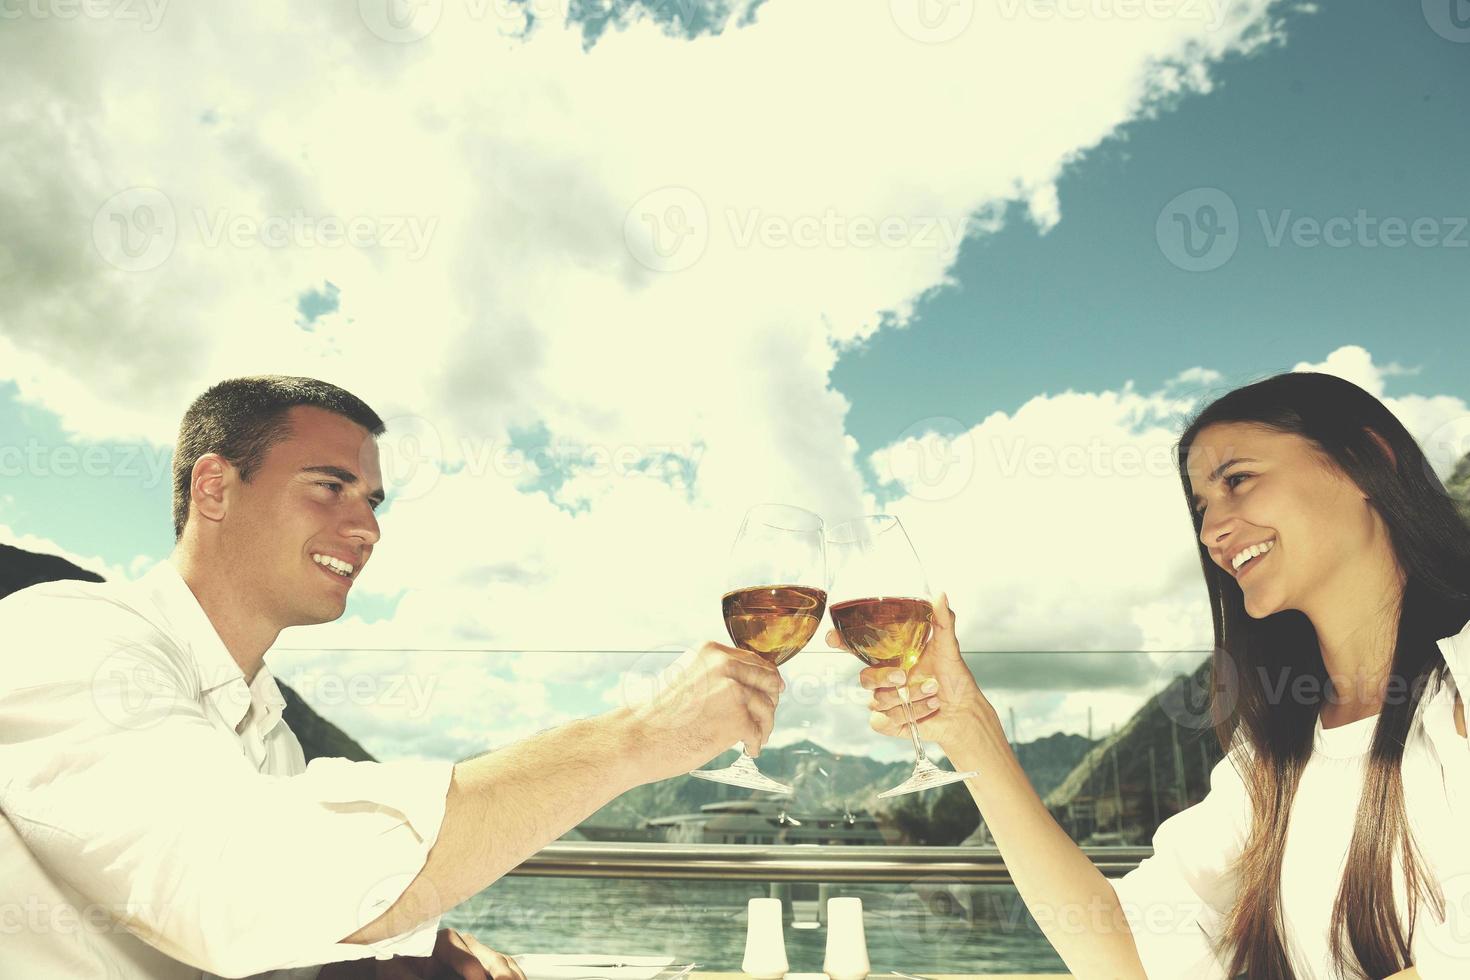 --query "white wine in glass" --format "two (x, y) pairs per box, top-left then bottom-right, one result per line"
(827, 514), (978, 799)
(689, 504), (827, 795)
